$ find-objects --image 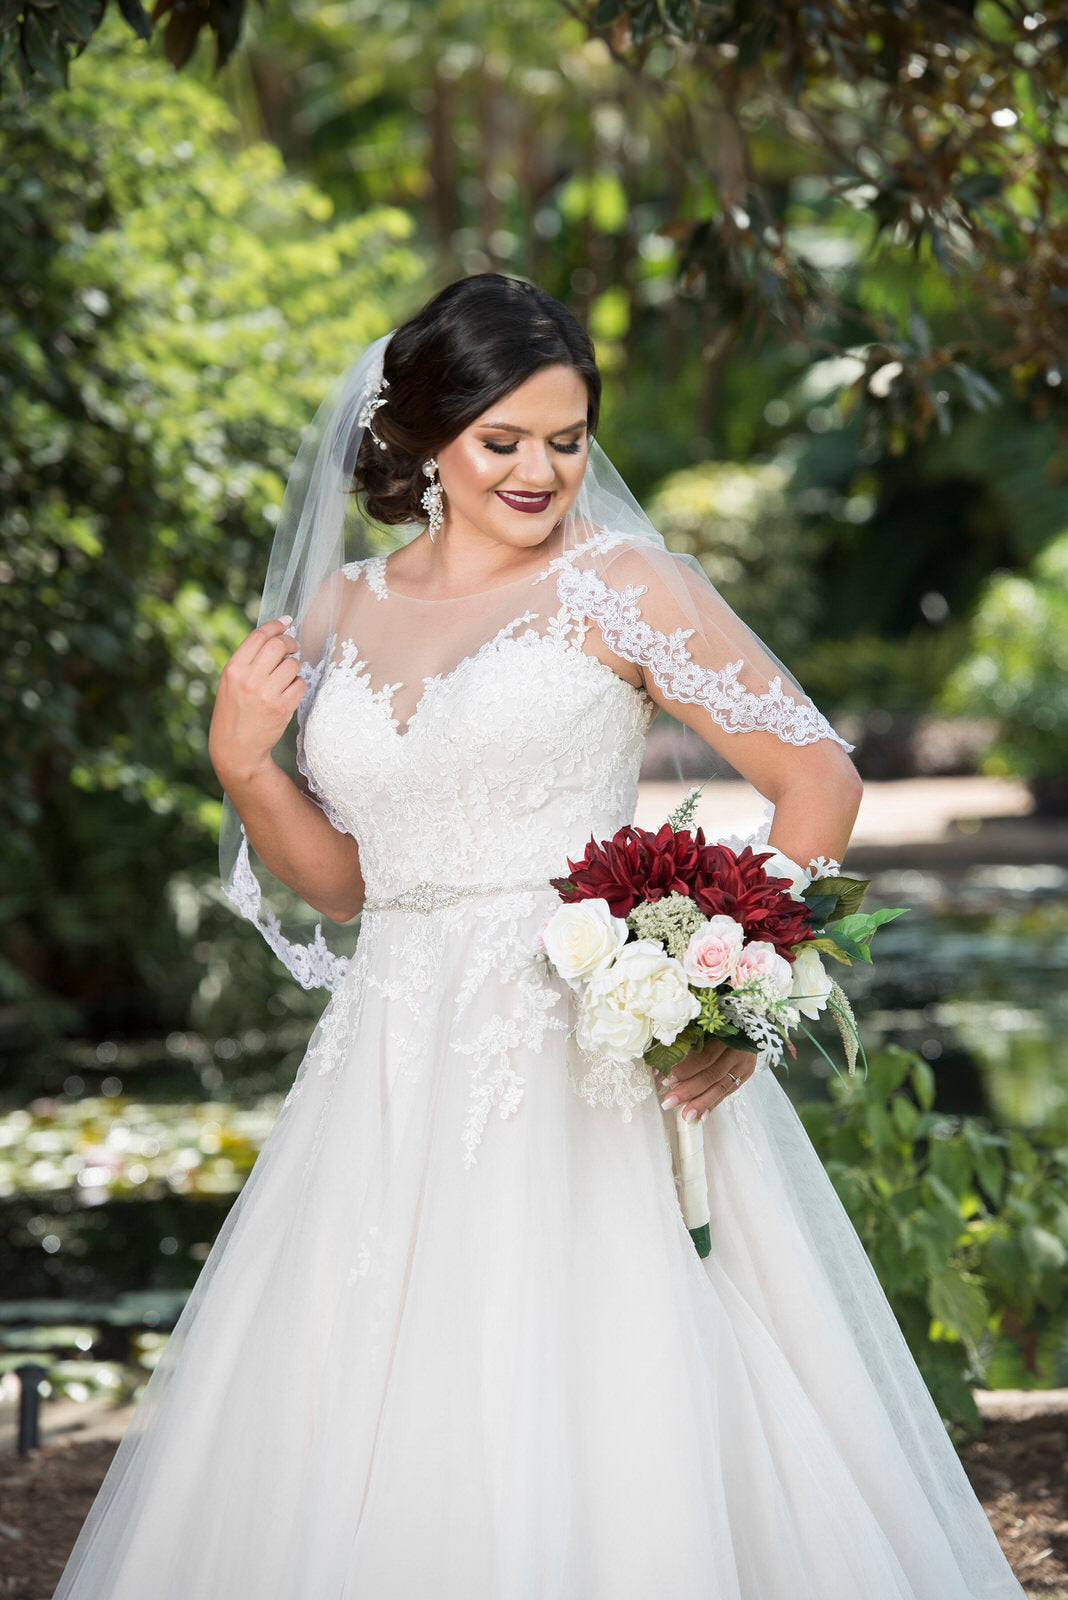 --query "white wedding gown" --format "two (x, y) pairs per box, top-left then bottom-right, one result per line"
(54, 531), (1026, 1599)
